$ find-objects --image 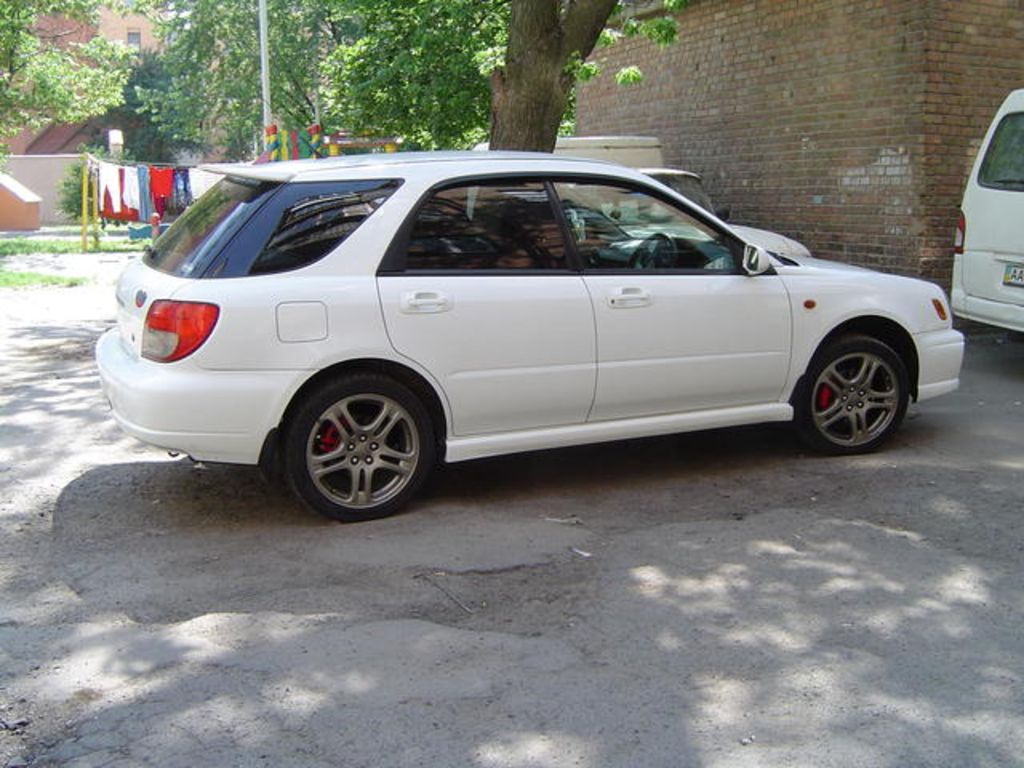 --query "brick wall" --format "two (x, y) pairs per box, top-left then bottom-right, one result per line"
(577, 0), (1024, 284)
(918, 0), (1024, 280)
